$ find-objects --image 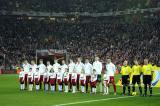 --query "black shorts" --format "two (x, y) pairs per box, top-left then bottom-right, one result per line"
(143, 75), (152, 85)
(97, 74), (101, 82)
(132, 75), (140, 85)
(122, 75), (129, 85)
